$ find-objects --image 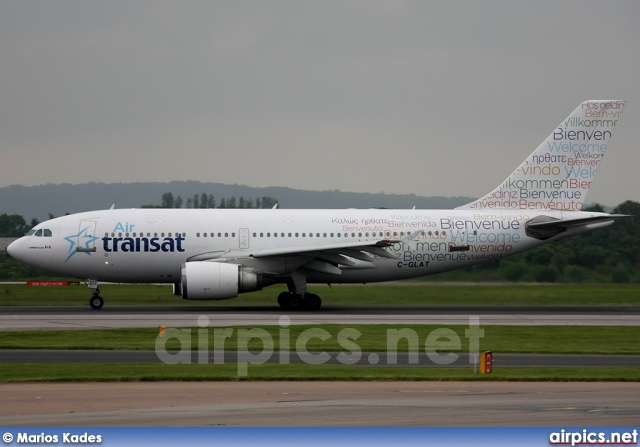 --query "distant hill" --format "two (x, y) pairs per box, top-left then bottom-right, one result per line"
(0, 181), (474, 222)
